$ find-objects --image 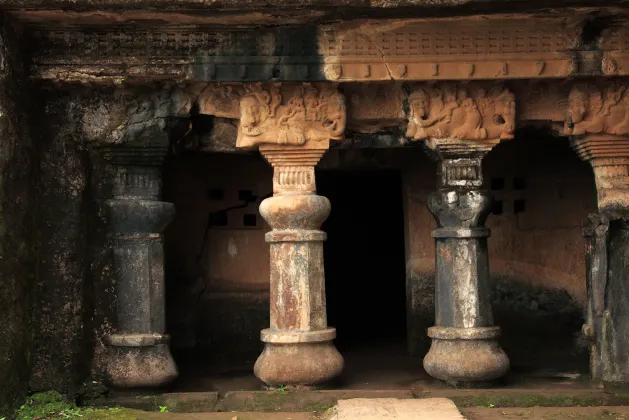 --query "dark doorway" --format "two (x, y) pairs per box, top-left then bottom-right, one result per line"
(317, 170), (407, 352)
